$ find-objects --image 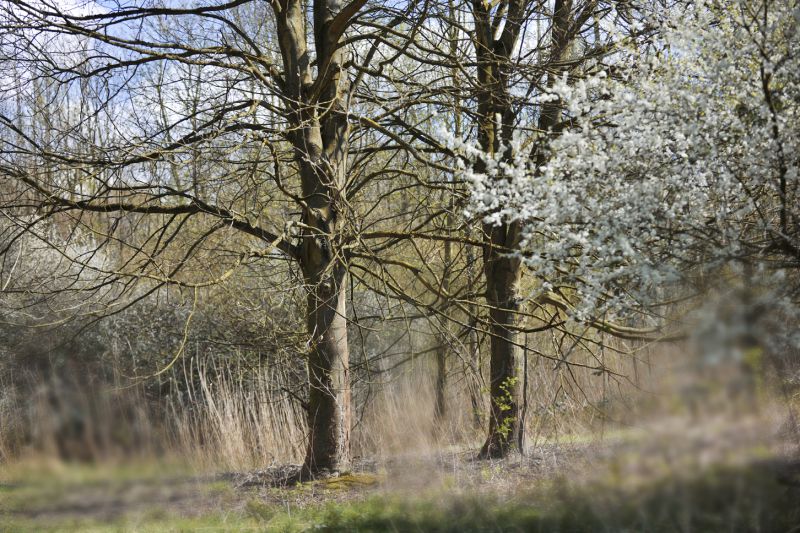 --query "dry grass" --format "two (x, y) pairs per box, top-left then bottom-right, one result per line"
(167, 359), (306, 470)
(2, 335), (795, 478)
